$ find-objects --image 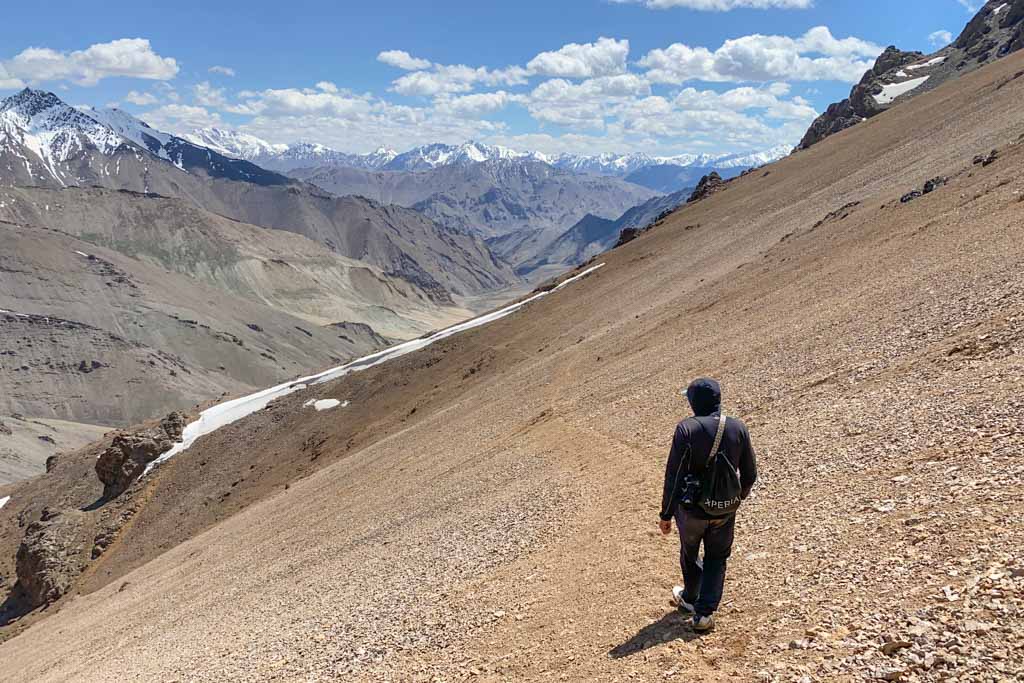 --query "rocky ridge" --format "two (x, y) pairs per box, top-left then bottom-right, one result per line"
(799, 0), (1024, 149)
